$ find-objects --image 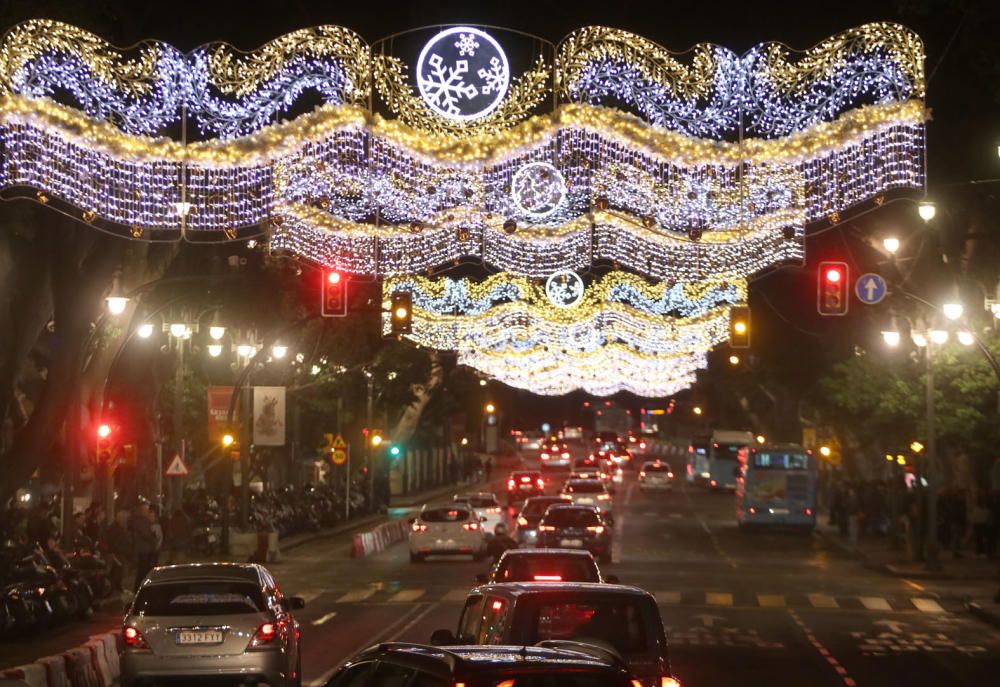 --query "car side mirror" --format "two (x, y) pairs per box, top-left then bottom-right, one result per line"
(430, 628), (455, 646)
(288, 595), (306, 610)
(604, 574), (620, 584)
(475, 573), (488, 584)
